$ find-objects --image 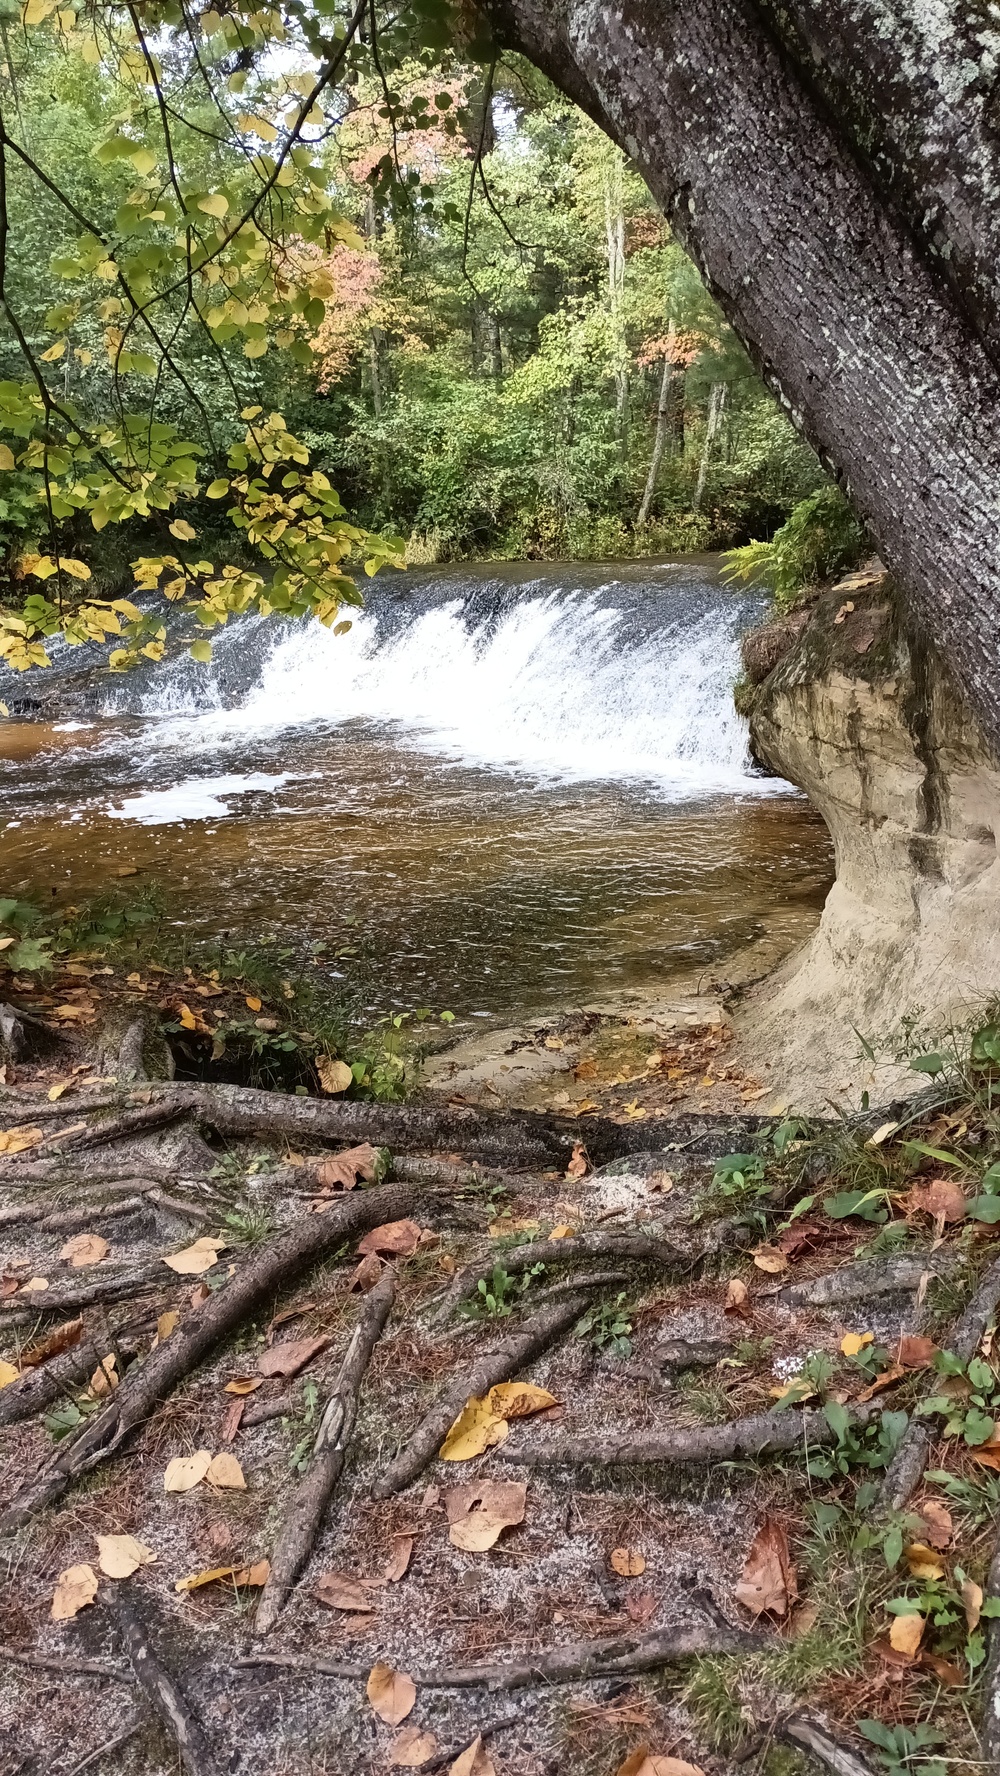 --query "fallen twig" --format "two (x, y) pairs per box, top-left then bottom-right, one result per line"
(0, 1178), (420, 1530)
(107, 1590), (216, 1776)
(0, 1260), (166, 1324)
(430, 1230), (682, 1326)
(777, 1711), (877, 1775)
(255, 1267), (395, 1634)
(240, 1609), (760, 1690)
(881, 1254), (1000, 1510)
(496, 1404), (874, 1469)
(0, 1646), (131, 1680)
(62, 1720), (143, 1776)
(373, 1291), (593, 1497)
